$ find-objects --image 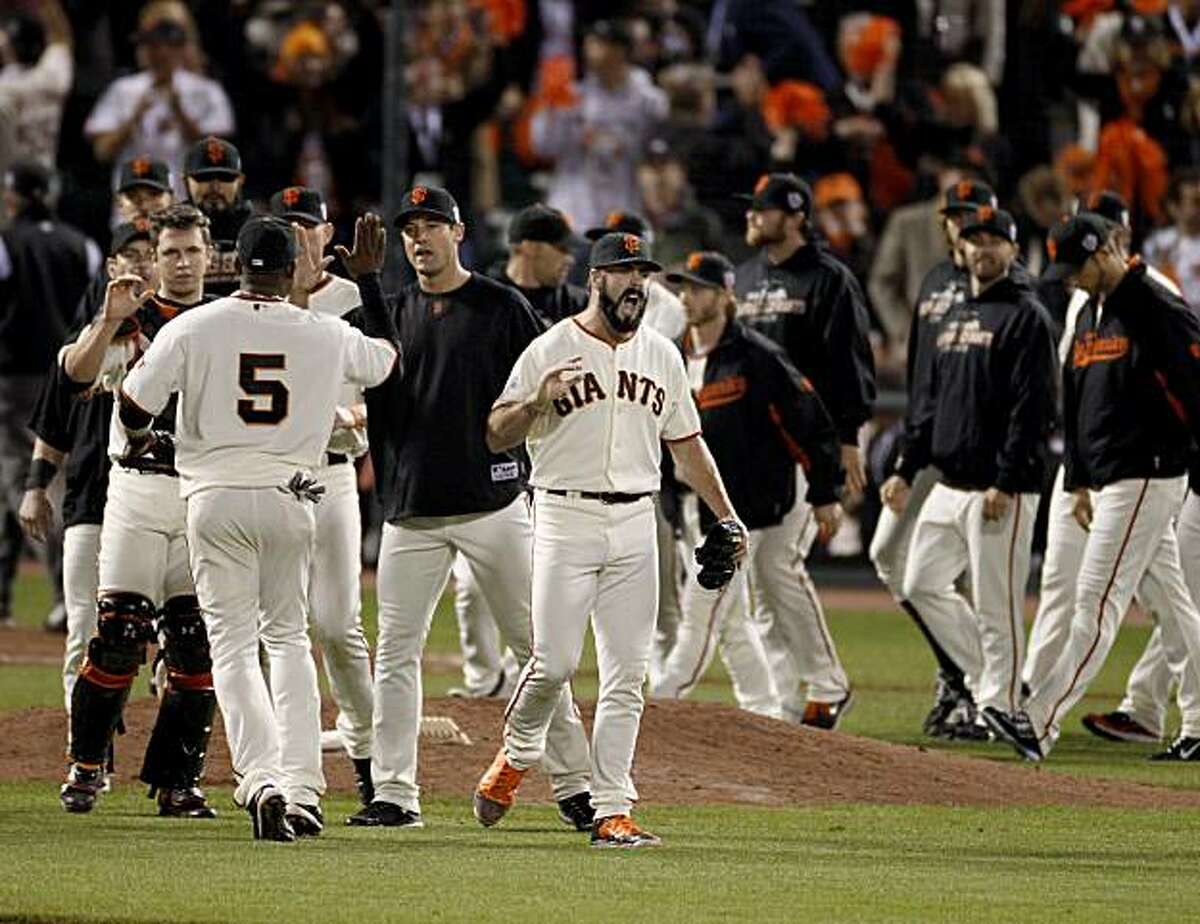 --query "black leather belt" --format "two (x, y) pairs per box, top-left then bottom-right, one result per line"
(326, 453), (349, 465)
(543, 489), (652, 505)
